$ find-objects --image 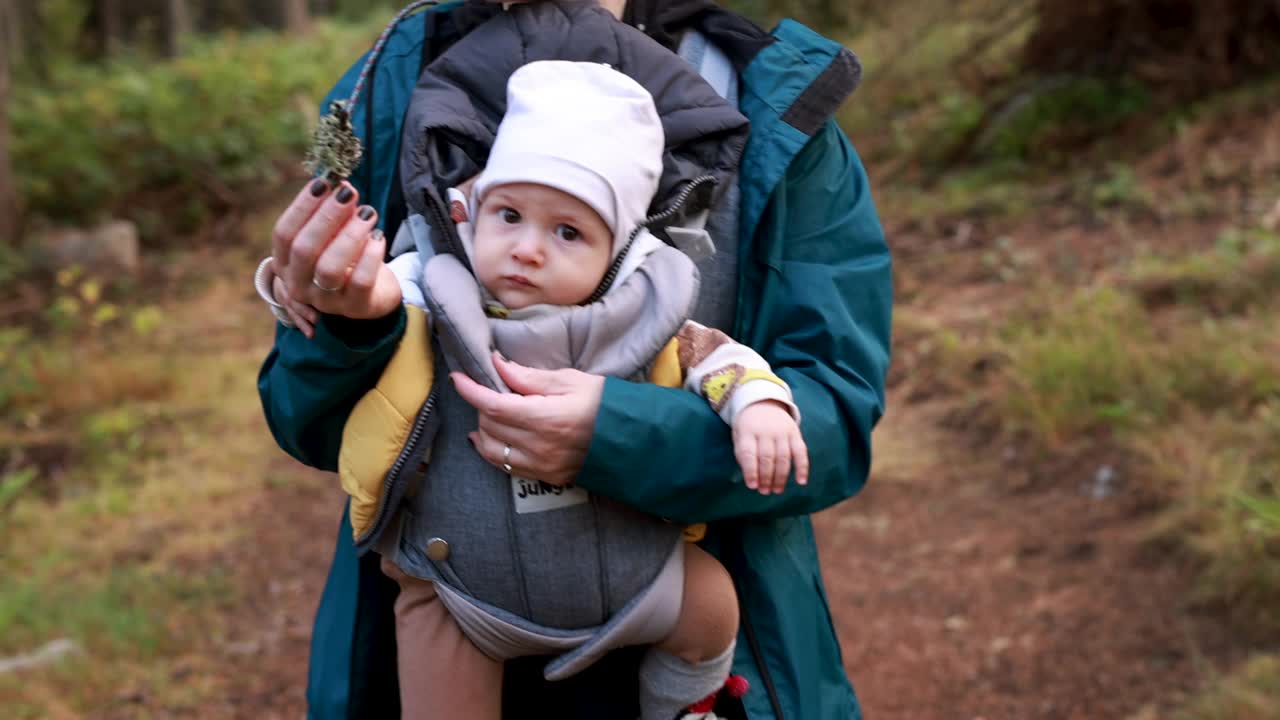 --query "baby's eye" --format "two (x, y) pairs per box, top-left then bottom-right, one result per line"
(500, 207), (521, 224)
(555, 224), (581, 242)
